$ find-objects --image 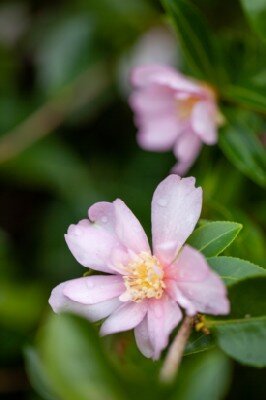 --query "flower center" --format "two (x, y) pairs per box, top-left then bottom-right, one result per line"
(123, 252), (165, 302)
(176, 96), (199, 120)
